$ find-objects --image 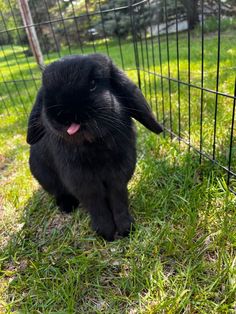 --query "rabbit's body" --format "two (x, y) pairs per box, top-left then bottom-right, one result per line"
(30, 121), (136, 202)
(27, 54), (162, 241)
